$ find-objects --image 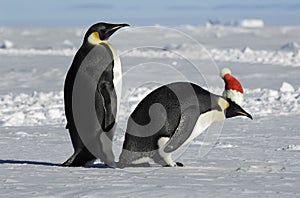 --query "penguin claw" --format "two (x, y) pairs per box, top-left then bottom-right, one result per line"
(176, 162), (184, 167)
(164, 162), (184, 167)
